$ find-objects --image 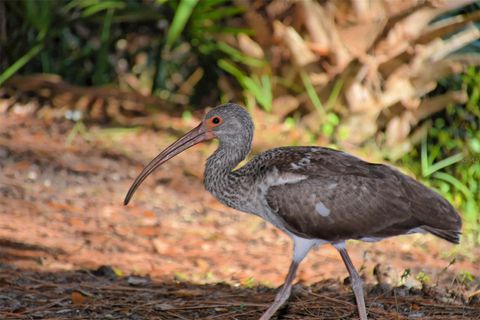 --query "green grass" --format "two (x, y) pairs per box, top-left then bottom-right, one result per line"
(400, 67), (480, 245)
